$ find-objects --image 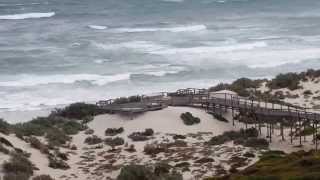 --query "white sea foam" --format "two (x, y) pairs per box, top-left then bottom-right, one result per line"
(112, 24), (207, 33)
(95, 41), (166, 53)
(0, 12), (55, 20)
(162, 0), (184, 2)
(88, 25), (108, 30)
(0, 73), (131, 87)
(151, 41), (268, 55)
